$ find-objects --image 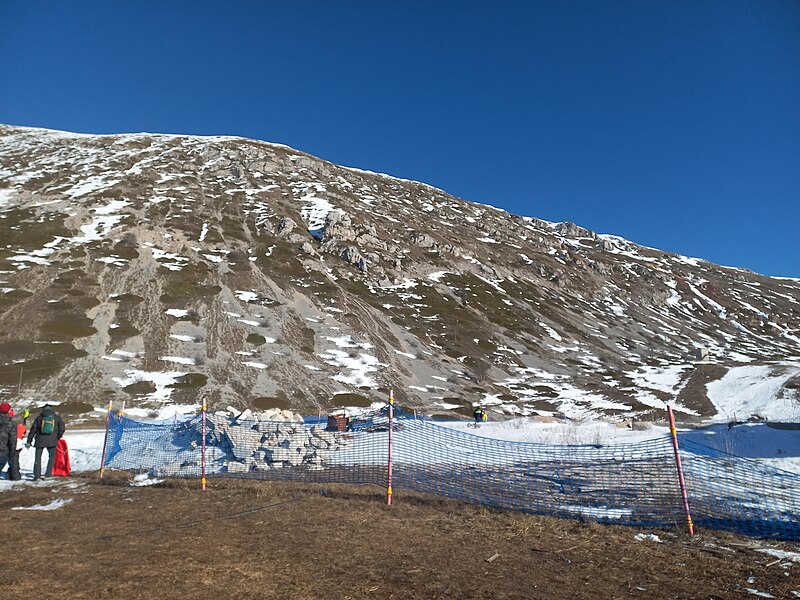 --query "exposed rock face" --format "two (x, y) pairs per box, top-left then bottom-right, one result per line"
(322, 210), (356, 242)
(0, 124), (798, 423)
